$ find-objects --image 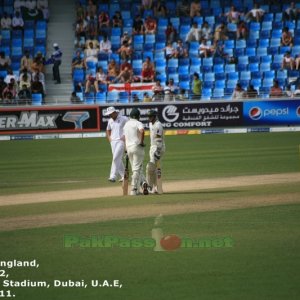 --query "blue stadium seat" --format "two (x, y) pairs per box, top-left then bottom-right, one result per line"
(215, 80), (226, 88)
(257, 47), (268, 57)
(240, 71), (251, 80)
(107, 91), (119, 102)
(264, 70), (275, 79)
(227, 72), (239, 80)
(201, 88), (212, 100)
(32, 93), (43, 106)
(213, 64), (224, 73)
(226, 79), (238, 89)
(260, 63), (271, 72)
(261, 55), (272, 63)
(215, 73), (226, 80)
(246, 47), (256, 56)
(259, 39), (269, 48)
(251, 71), (262, 79)
(225, 64), (236, 73)
(249, 63), (259, 72)
(251, 79), (262, 90)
